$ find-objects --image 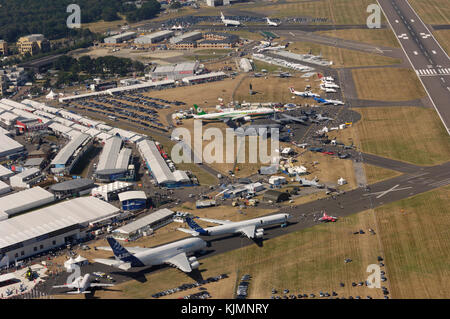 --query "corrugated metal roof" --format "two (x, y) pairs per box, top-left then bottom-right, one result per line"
(115, 208), (174, 234)
(0, 133), (24, 156)
(97, 136), (122, 171)
(0, 186), (54, 216)
(118, 190), (147, 202)
(0, 197), (120, 249)
(51, 133), (91, 166)
(137, 139), (175, 185)
(116, 148), (132, 170)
